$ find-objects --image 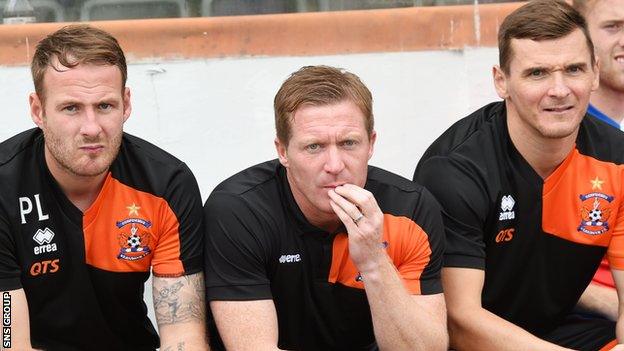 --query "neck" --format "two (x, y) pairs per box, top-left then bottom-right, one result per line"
(45, 151), (107, 212)
(506, 113), (577, 180)
(591, 86), (624, 124)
